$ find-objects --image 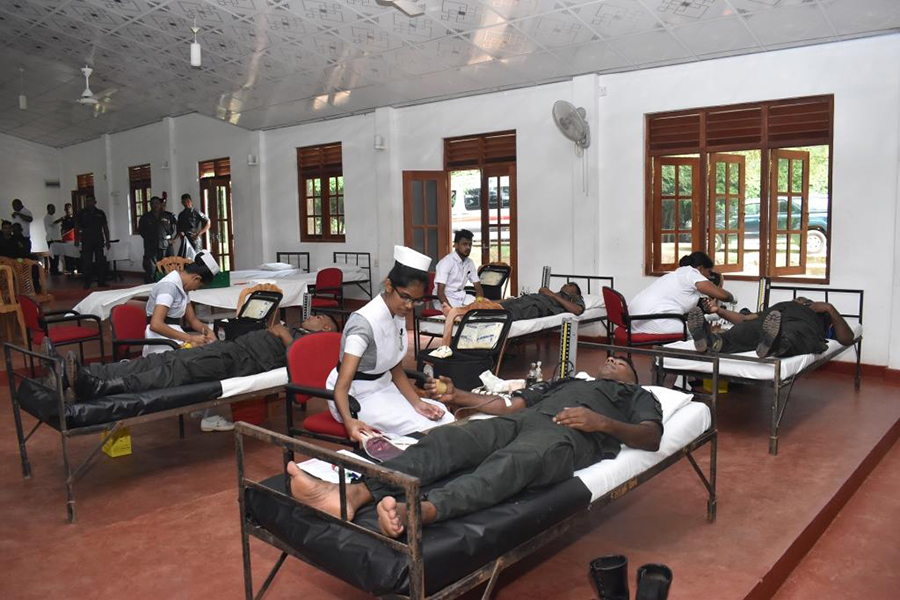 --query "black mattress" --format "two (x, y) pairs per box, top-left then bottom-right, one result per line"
(16, 378), (223, 430)
(245, 473), (592, 596)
